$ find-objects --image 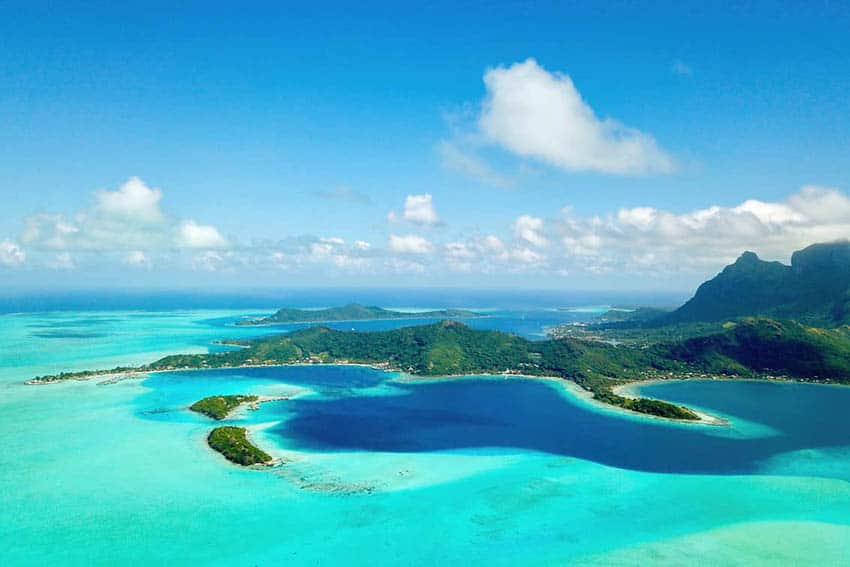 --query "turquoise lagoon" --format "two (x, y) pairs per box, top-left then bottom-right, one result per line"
(2, 309), (850, 565)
